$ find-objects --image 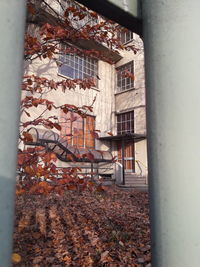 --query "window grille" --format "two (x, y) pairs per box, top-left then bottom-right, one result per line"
(117, 111), (134, 135)
(119, 29), (134, 44)
(60, 111), (95, 149)
(58, 45), (98, 86)
(116, 61), (134, 92)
